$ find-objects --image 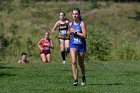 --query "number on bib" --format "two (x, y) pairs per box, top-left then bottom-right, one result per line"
(45, 46), (49, 50)
(60, 30), (67, 35)
(73, 37), (82, 44)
